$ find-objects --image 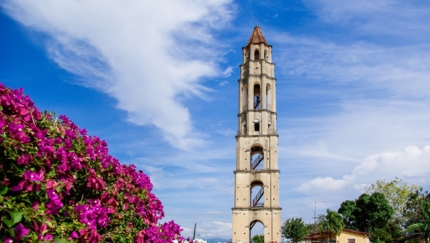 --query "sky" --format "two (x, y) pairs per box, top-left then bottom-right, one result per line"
(1, 0), (430, 240)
